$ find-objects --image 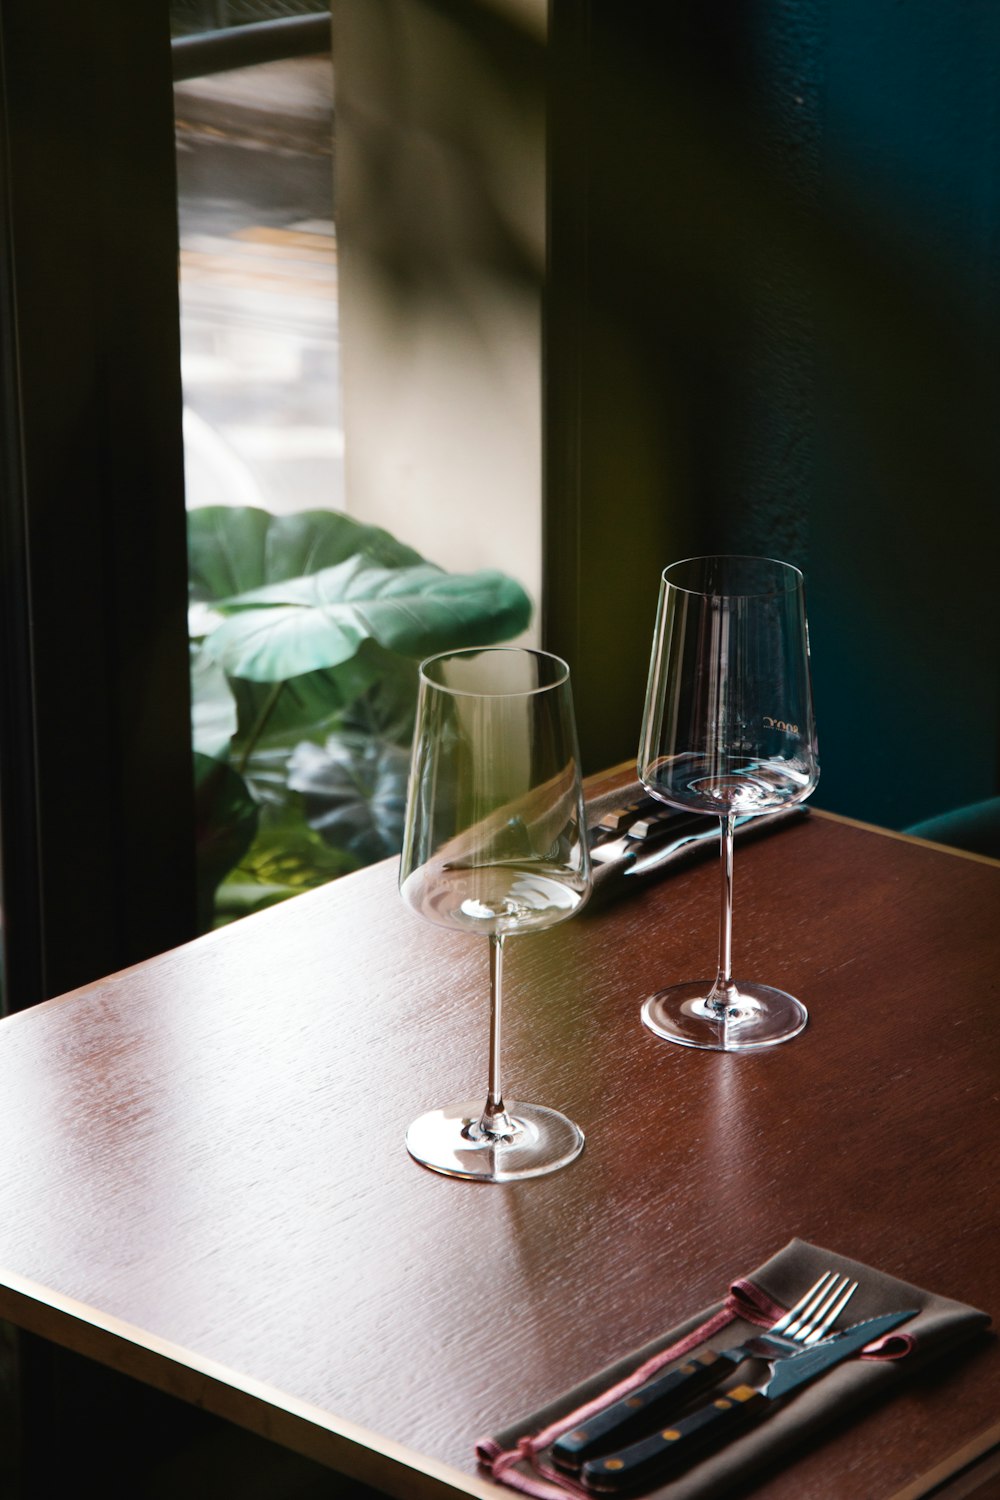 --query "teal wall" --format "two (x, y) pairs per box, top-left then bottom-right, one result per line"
(807, 0), (999, 827)
(547, 1), (1000, 828)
